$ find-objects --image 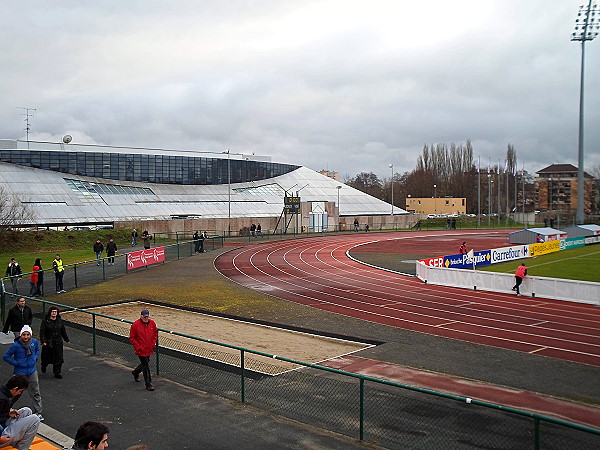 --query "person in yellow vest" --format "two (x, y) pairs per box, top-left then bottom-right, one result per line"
(512, 263), (527, 296)
(52, 254), (65, 294)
